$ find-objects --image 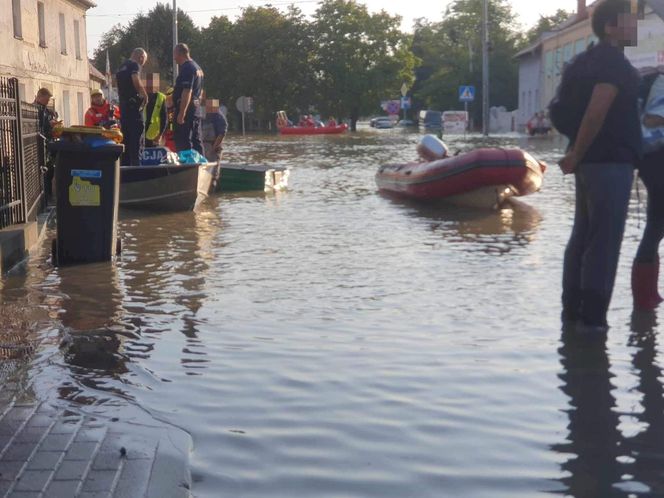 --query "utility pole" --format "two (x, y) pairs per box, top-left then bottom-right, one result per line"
(172, 0), (178, 84)
(482, 0), (490, 136)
